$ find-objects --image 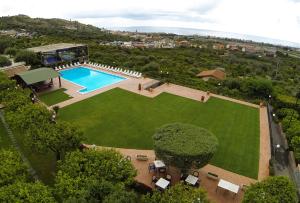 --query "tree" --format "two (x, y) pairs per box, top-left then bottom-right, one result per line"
(0, 55), (11, 67)
(0, 86), (31, 112)
(6, 103), (52, 131)
(153, 123), (218, 173)
(276, 108), (299, 121)
(0, 149), (29, 187)
(243, 176), (297, 203)
(0, 181), (56, 203)
(54, 149), (136, 201)
(15, 50), (40, 67)
(0, 38), (11, 54)
(0, 72), (16, 92)
(141, 183), (210, 203)
(291, 136), (300, 162)
(285, 121), (300, 141)
(26, 121), (85, 160)
(103, 187), (138, 203)
(4, 47), (18, 57)
(241, 78), (273, 99)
